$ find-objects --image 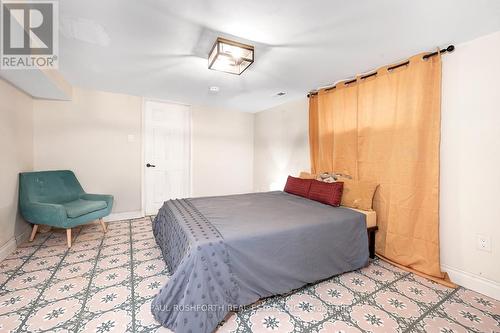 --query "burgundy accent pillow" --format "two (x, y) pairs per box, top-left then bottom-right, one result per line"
(284, 176), (312, 198)
(308, 180), (344, 207)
